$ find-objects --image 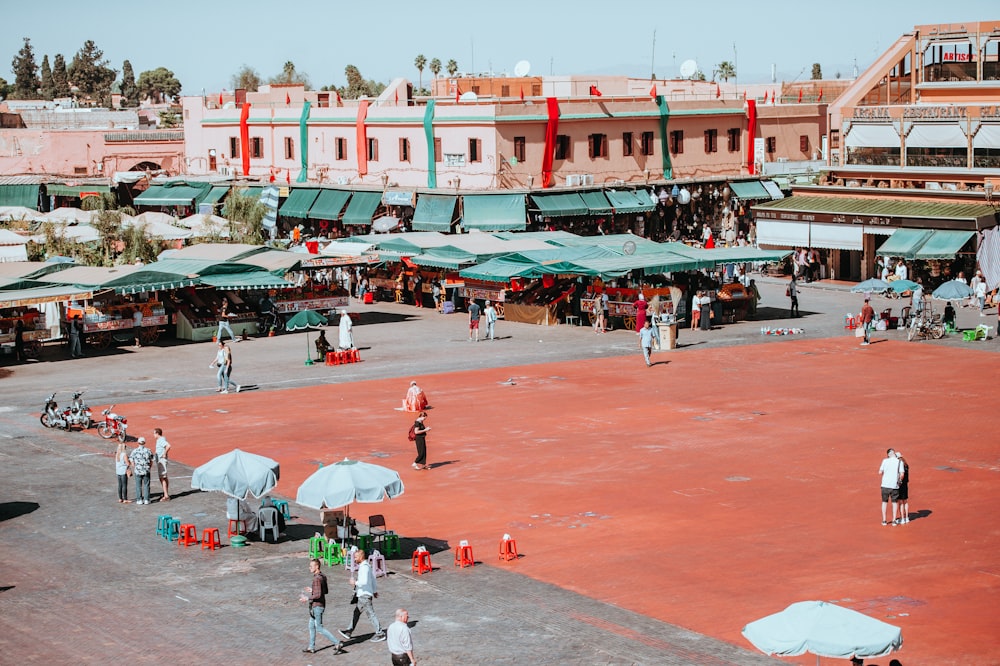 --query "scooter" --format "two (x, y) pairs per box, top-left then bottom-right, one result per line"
(40, 393), (70, 430)
(66, 391), (93, 430)
(97, 405), (128, 442)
